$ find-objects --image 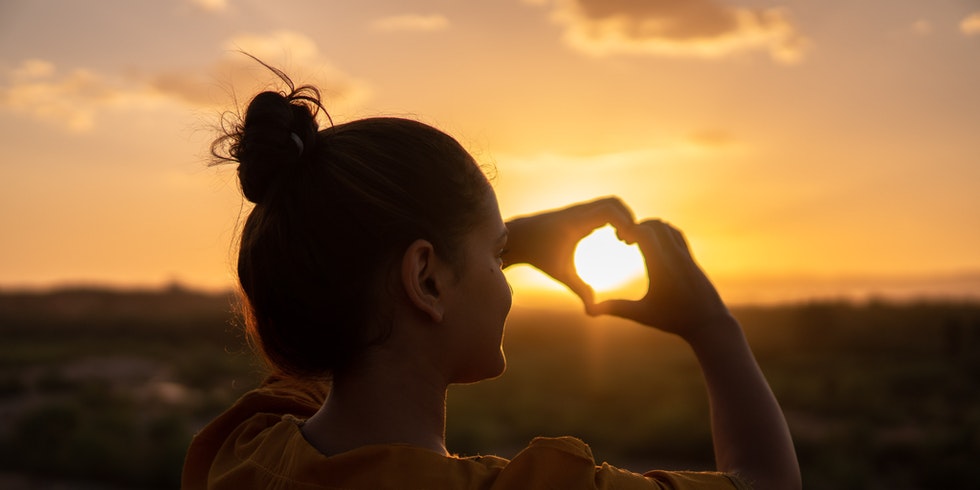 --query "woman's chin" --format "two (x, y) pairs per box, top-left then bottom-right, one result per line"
(451, 353), (506, 385)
